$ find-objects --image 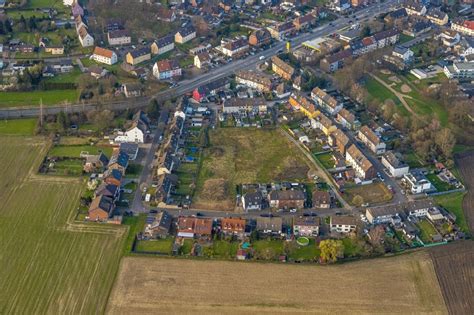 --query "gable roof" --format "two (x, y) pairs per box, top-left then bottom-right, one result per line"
(93, 46), (114, 59)
(155, 59), (180, 72)
(177, 25), (196, 37)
